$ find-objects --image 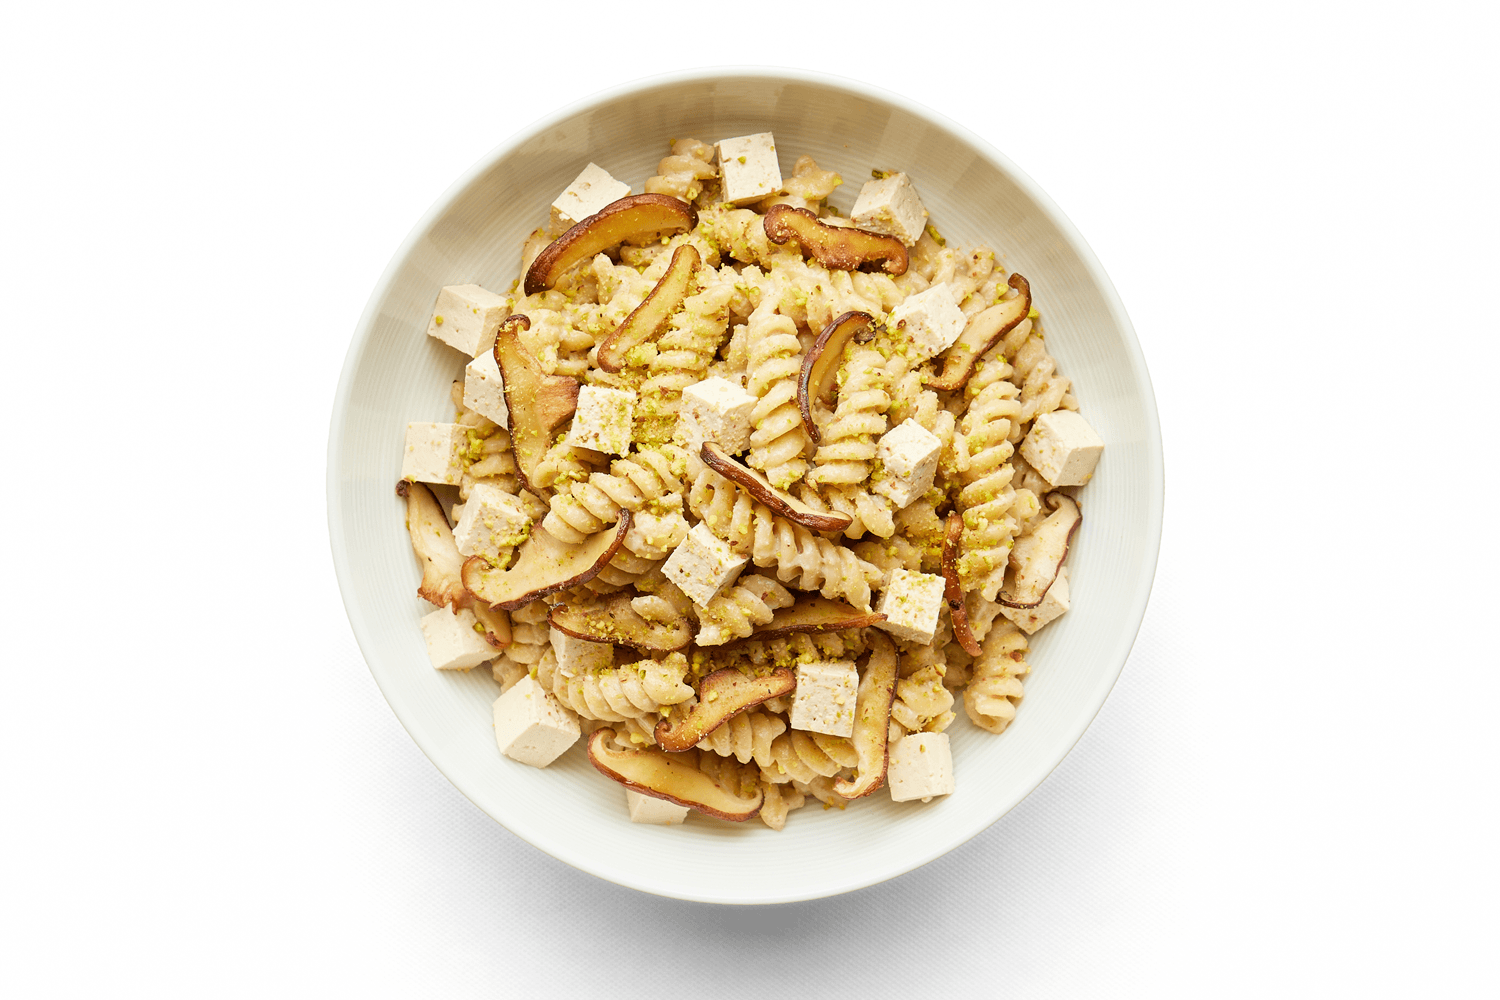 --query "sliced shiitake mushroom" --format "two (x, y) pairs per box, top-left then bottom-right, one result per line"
(548, 591), (691, 653)
(797, 311), (876, 444)
(699, 442), (852, 532)
(596, 244), (698, 373)
(396, 479), (467, 611)
(525, 194), (698, 294)
(471, 603), (512, 650)
(587, 729), (763, 821)
(942, 511), (982, 657)
(762, 204), (908, 275)
(653, 667), (795, 752)
(834, 632), (898, 799)
(745, 596), (885, 641)
(997, 494), (1081, 609)
(462, 512), (631, 611)
(493, 315), (580, 496)
(928, 273), (1032, 393)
